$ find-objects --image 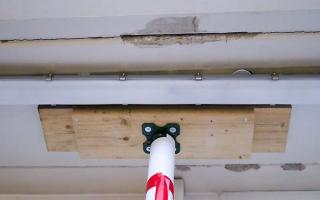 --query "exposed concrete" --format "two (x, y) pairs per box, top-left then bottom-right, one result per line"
(281, 163), (306, 171)
(225, 164), (260, 172)
(0, 32), (260, 46)
(122, 33), (259, 46)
